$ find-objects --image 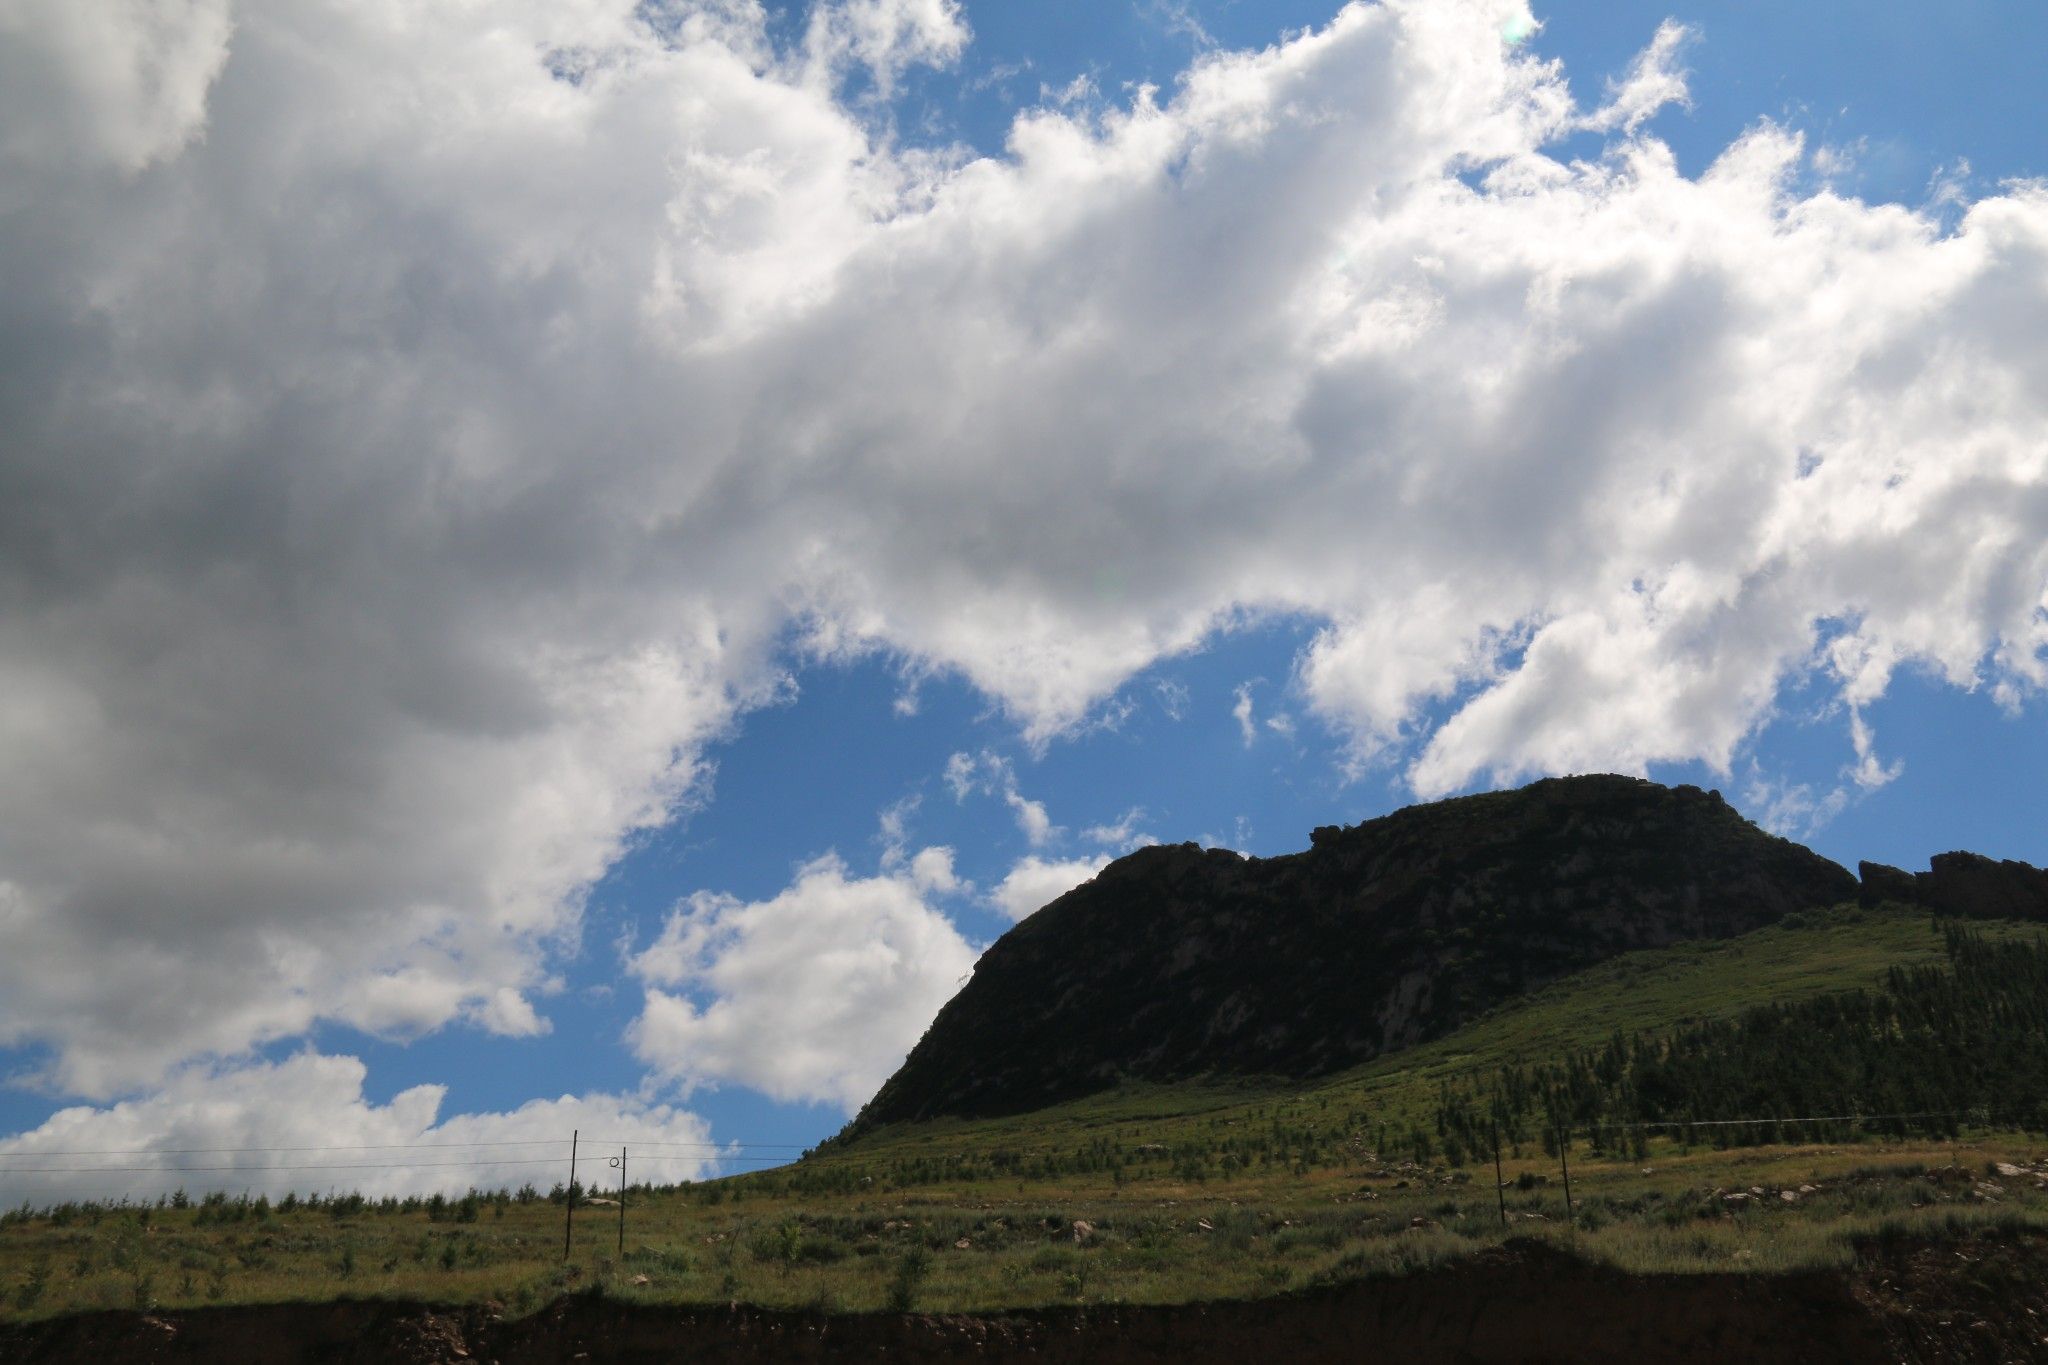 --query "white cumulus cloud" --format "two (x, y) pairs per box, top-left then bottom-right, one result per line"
(1082, 808), (1153, 849)
(1232, 683), (1259, 746)
(0, 0), (235, 172)
(942, 751), (1059, 844)
(0, 0), (2045, 1106)
(627, 853), (978, 1112)
(1578, 18), (1691, 134)
(804, 0), (969, 98)
(0, 1052), (719, 1202)
(988, 854), (1111, 922)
